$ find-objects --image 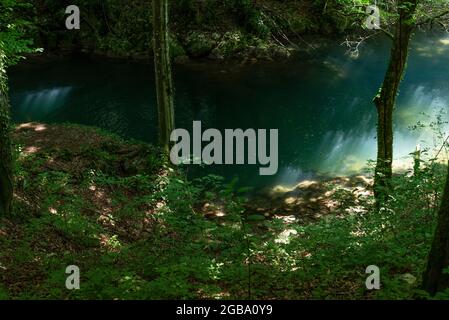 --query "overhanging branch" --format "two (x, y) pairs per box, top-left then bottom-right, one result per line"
(417, 9), (449, 26)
